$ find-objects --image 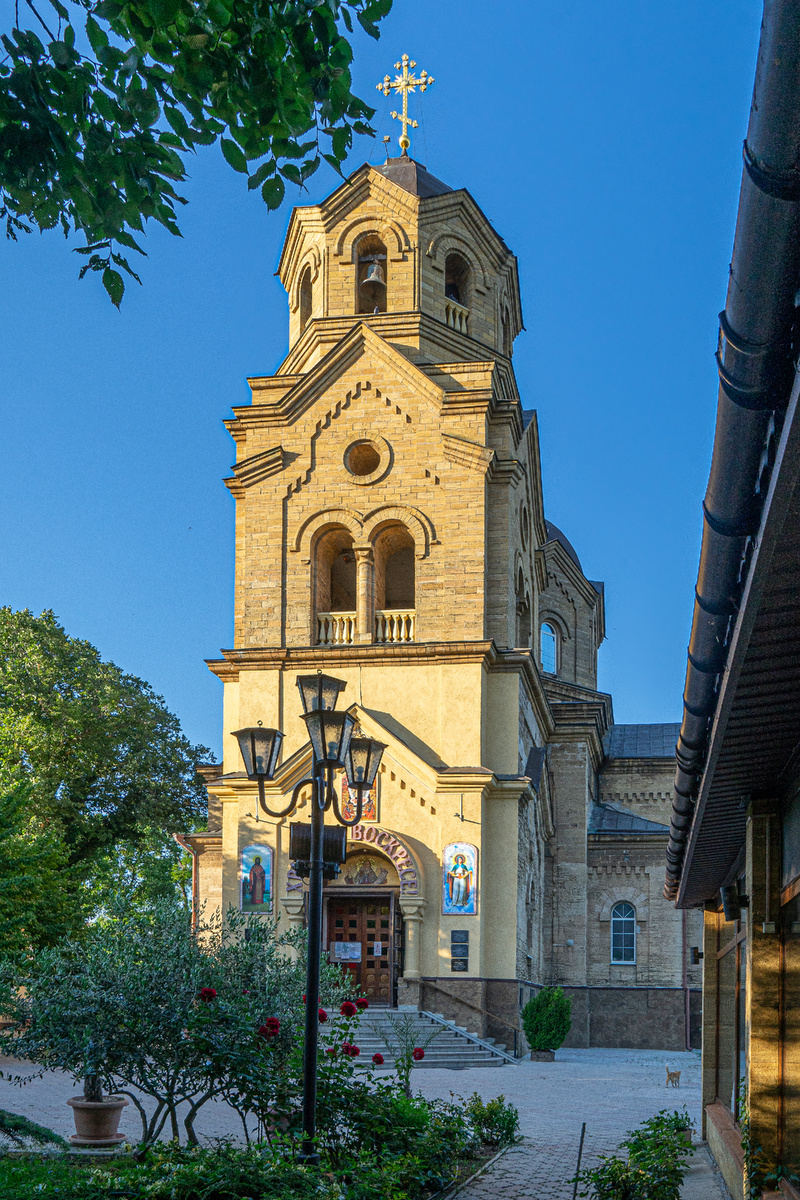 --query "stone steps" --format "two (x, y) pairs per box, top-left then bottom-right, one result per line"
(323, 1008), (511, 1070)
